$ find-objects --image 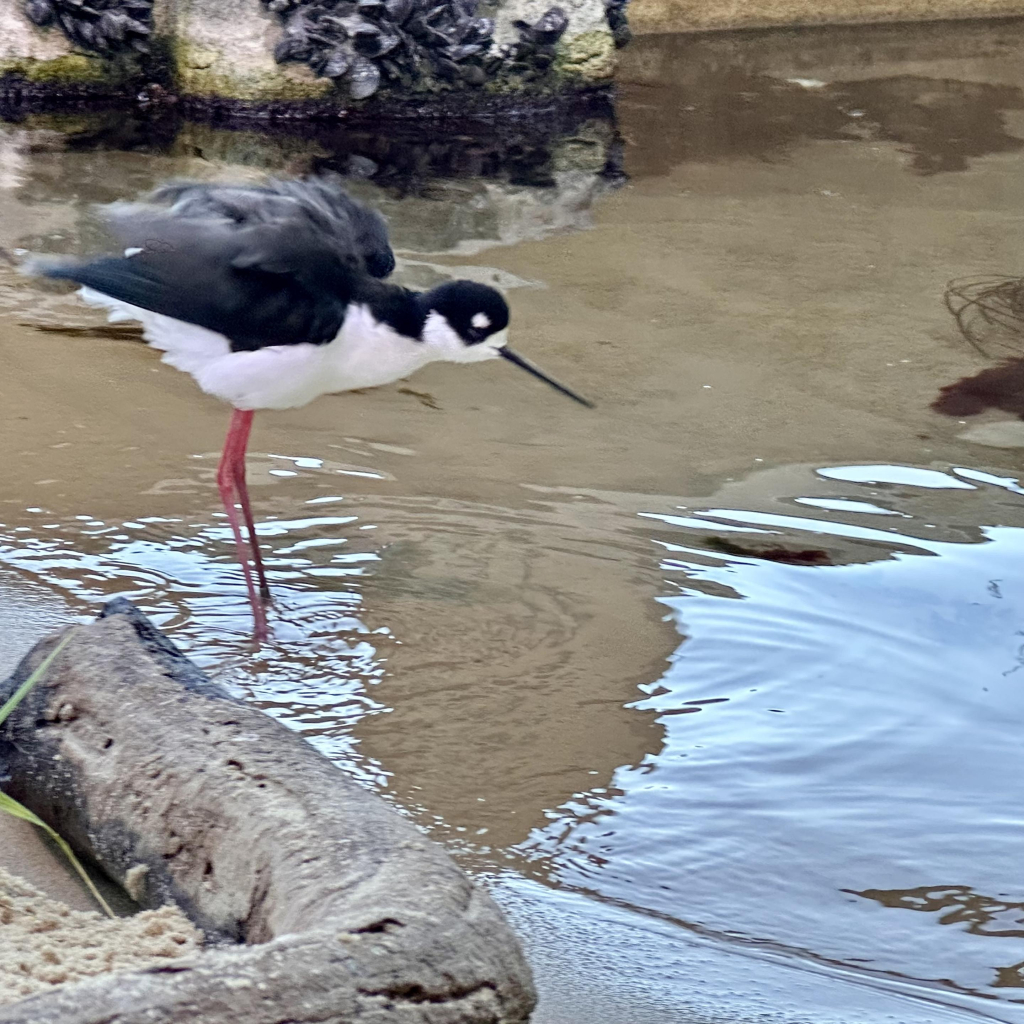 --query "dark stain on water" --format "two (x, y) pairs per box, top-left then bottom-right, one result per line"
(621, 72), (1024, 179)
(620, 30), (1024, 179)
(933, 359), (1024, 419)
(704, 536), (833, 565)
